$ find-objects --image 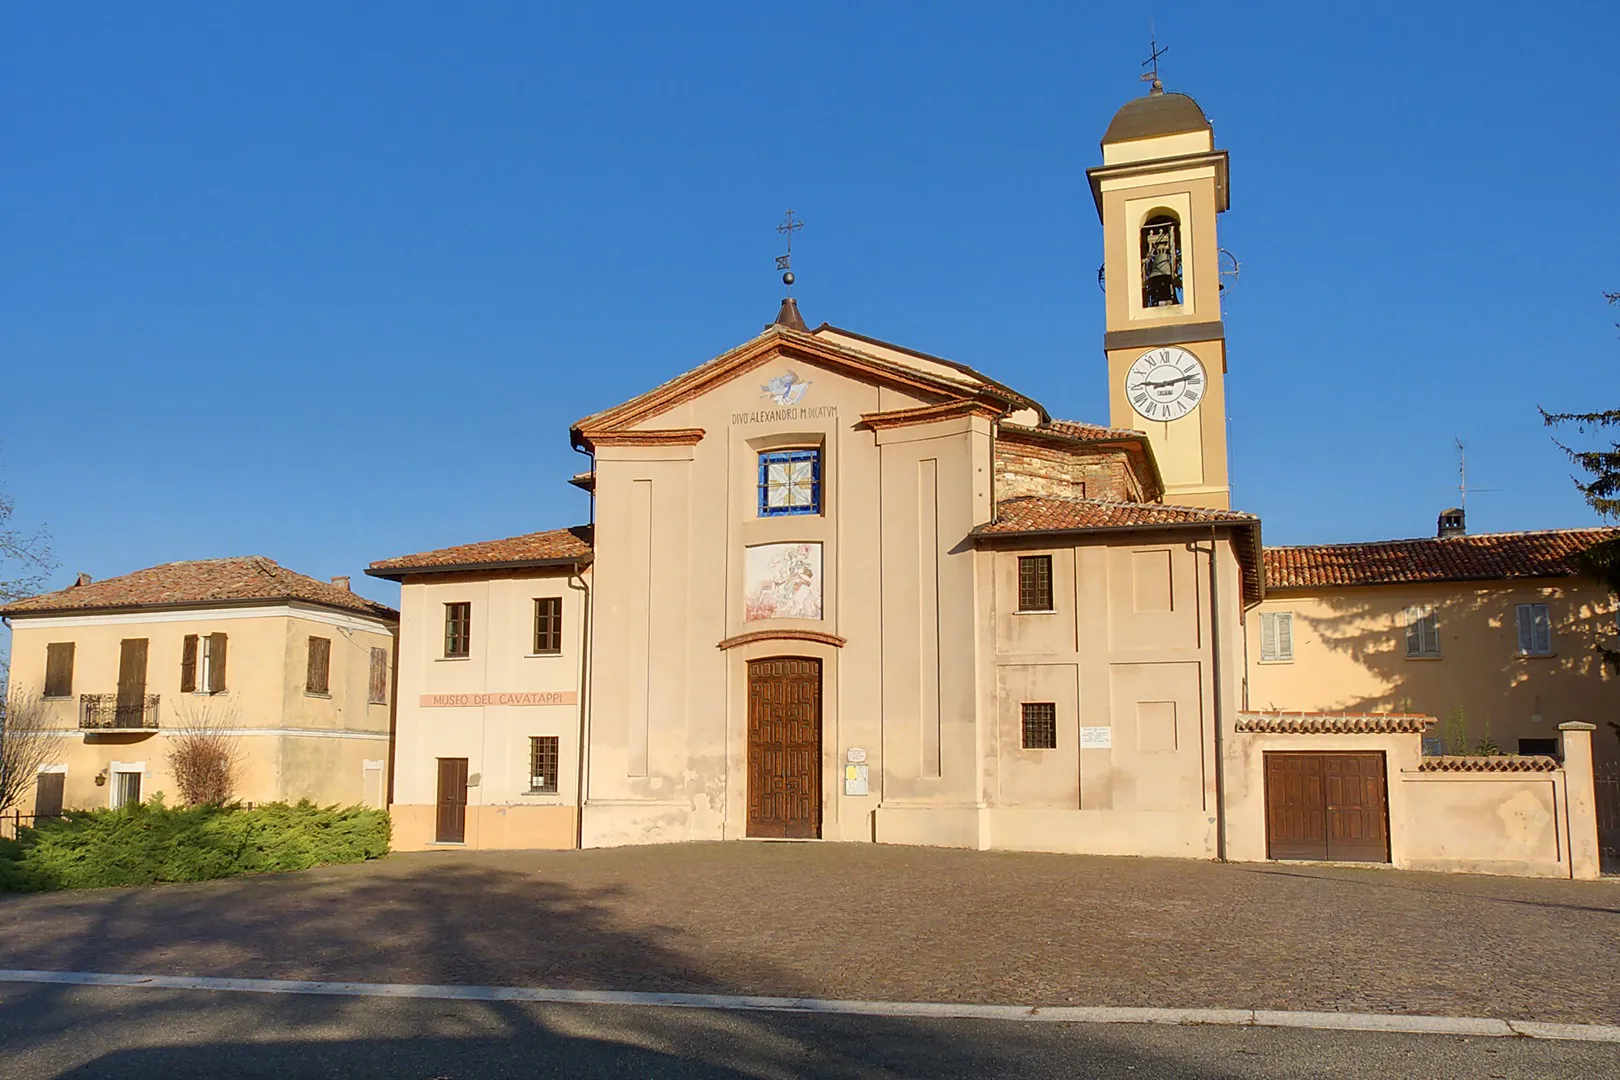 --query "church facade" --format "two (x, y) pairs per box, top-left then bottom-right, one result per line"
(371, 86), (1610, 877)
